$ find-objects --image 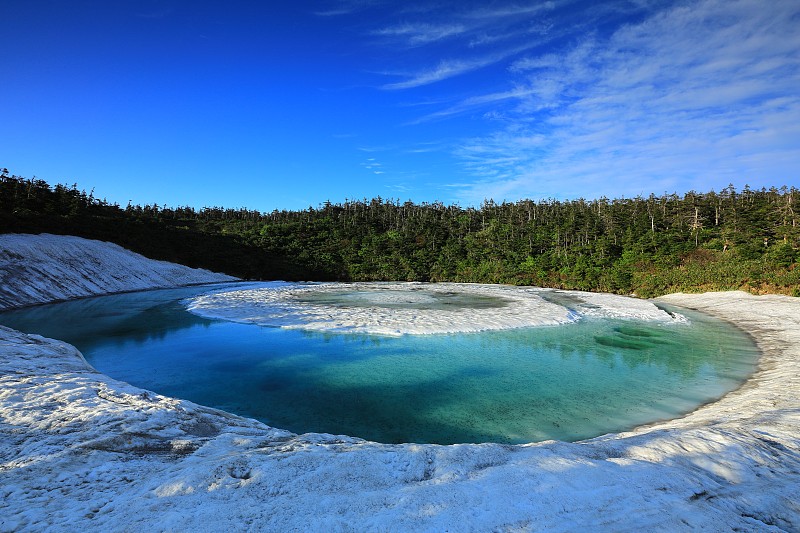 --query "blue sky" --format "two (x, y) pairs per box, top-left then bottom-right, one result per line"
(2, 0), (798, 211)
